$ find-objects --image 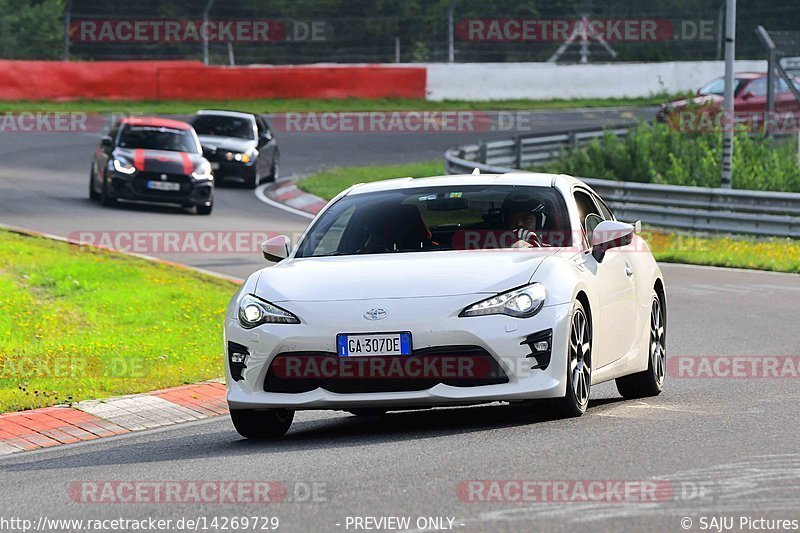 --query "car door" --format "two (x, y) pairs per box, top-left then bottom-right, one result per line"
(775, 78), (800, 116)
(574, 189), (638, 369)
(736, 78), (767, 114)
(255, 116), (274, 176)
